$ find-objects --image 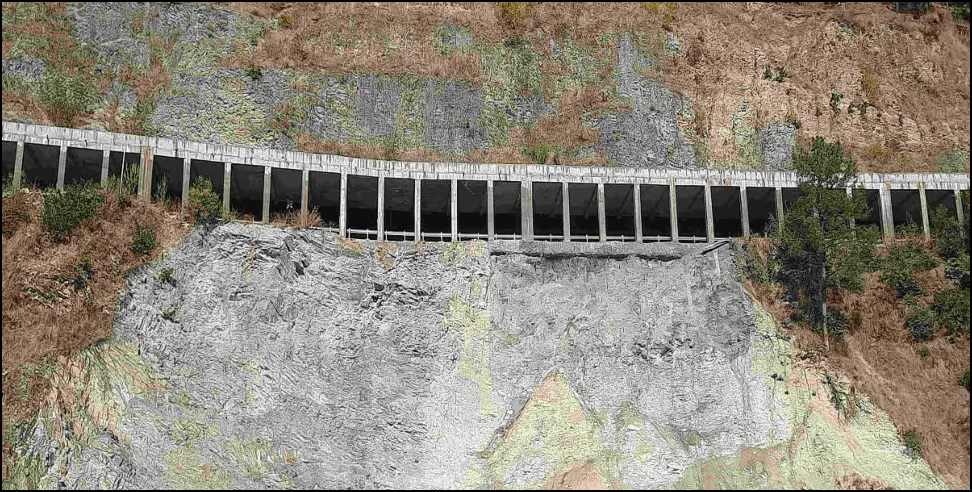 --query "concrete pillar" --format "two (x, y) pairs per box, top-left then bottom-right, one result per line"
(739, 185), (750, 239)
(56, 144), (67, 191)
(597, 182), (607, 242)
(704, 182), (714, 242)
(562, 182), (571, 242)
(100, 149), (110, 186)
(140, 146), (154, 201)
(521, 180), (534, 241)
(847, 187), (856, 229)
(633, 184), (643, 242)
(918, 182), (930, 240)
(487, 179), (495, 241)
(12, 141), (24, 190)
(669, 178), (679, 242)
(880, 184), (894, 239)
(339, 172), (348, 237)
(450, 178), (458, 241)
(377, 175), (385, 241)
(181, 157), (190, 214)
(414, 179), (422, 241)
(300, 168), (309, 223)
(955, 185), (965, 227)
(222, 161), (231, 216)
(261, 166), (271, 223)
(774, 186), (784, 227)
